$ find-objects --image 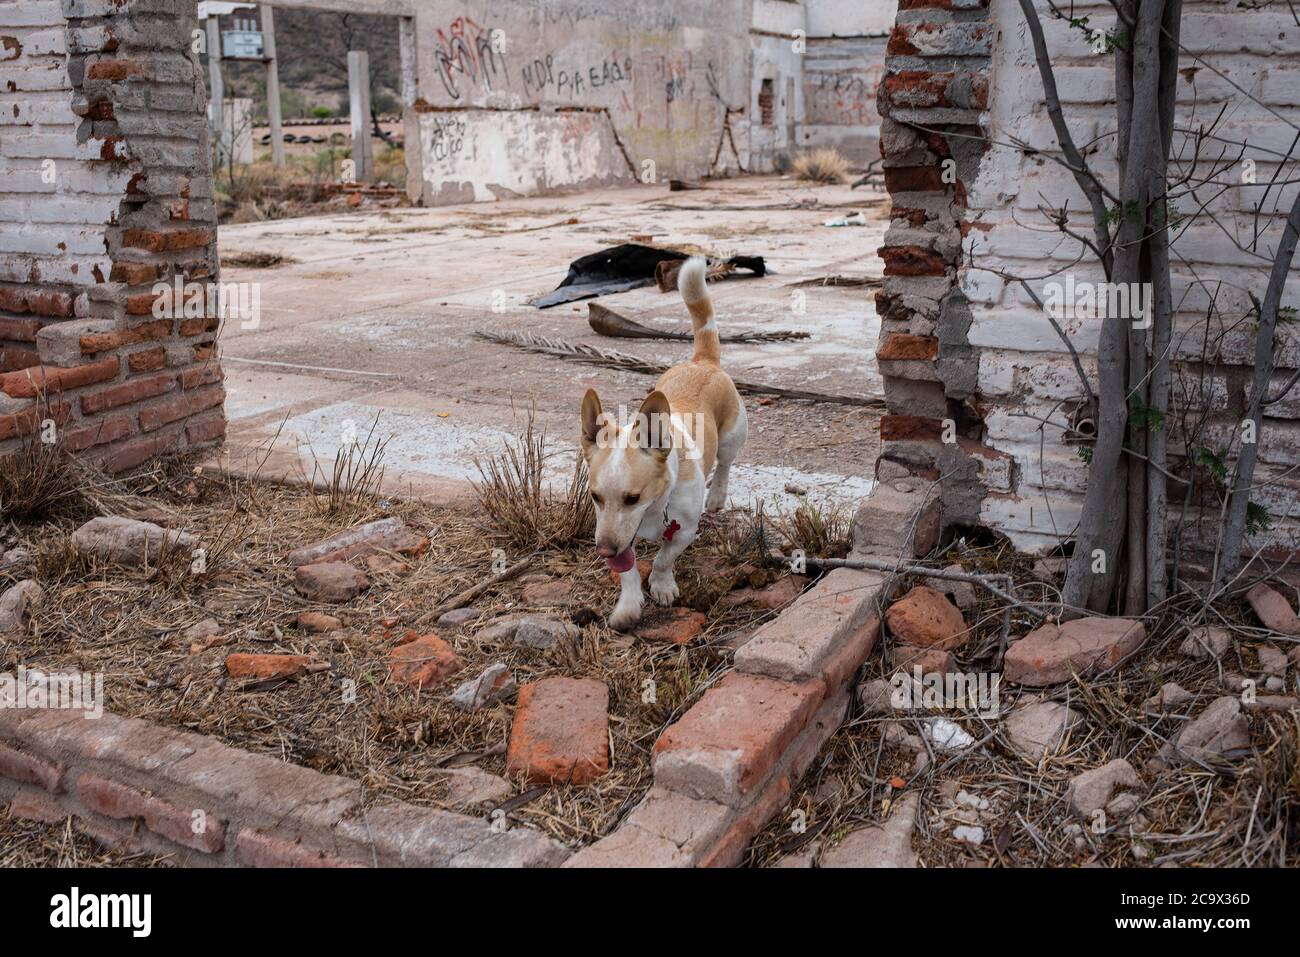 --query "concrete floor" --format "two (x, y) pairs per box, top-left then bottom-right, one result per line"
(213, 174), (888, 512)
